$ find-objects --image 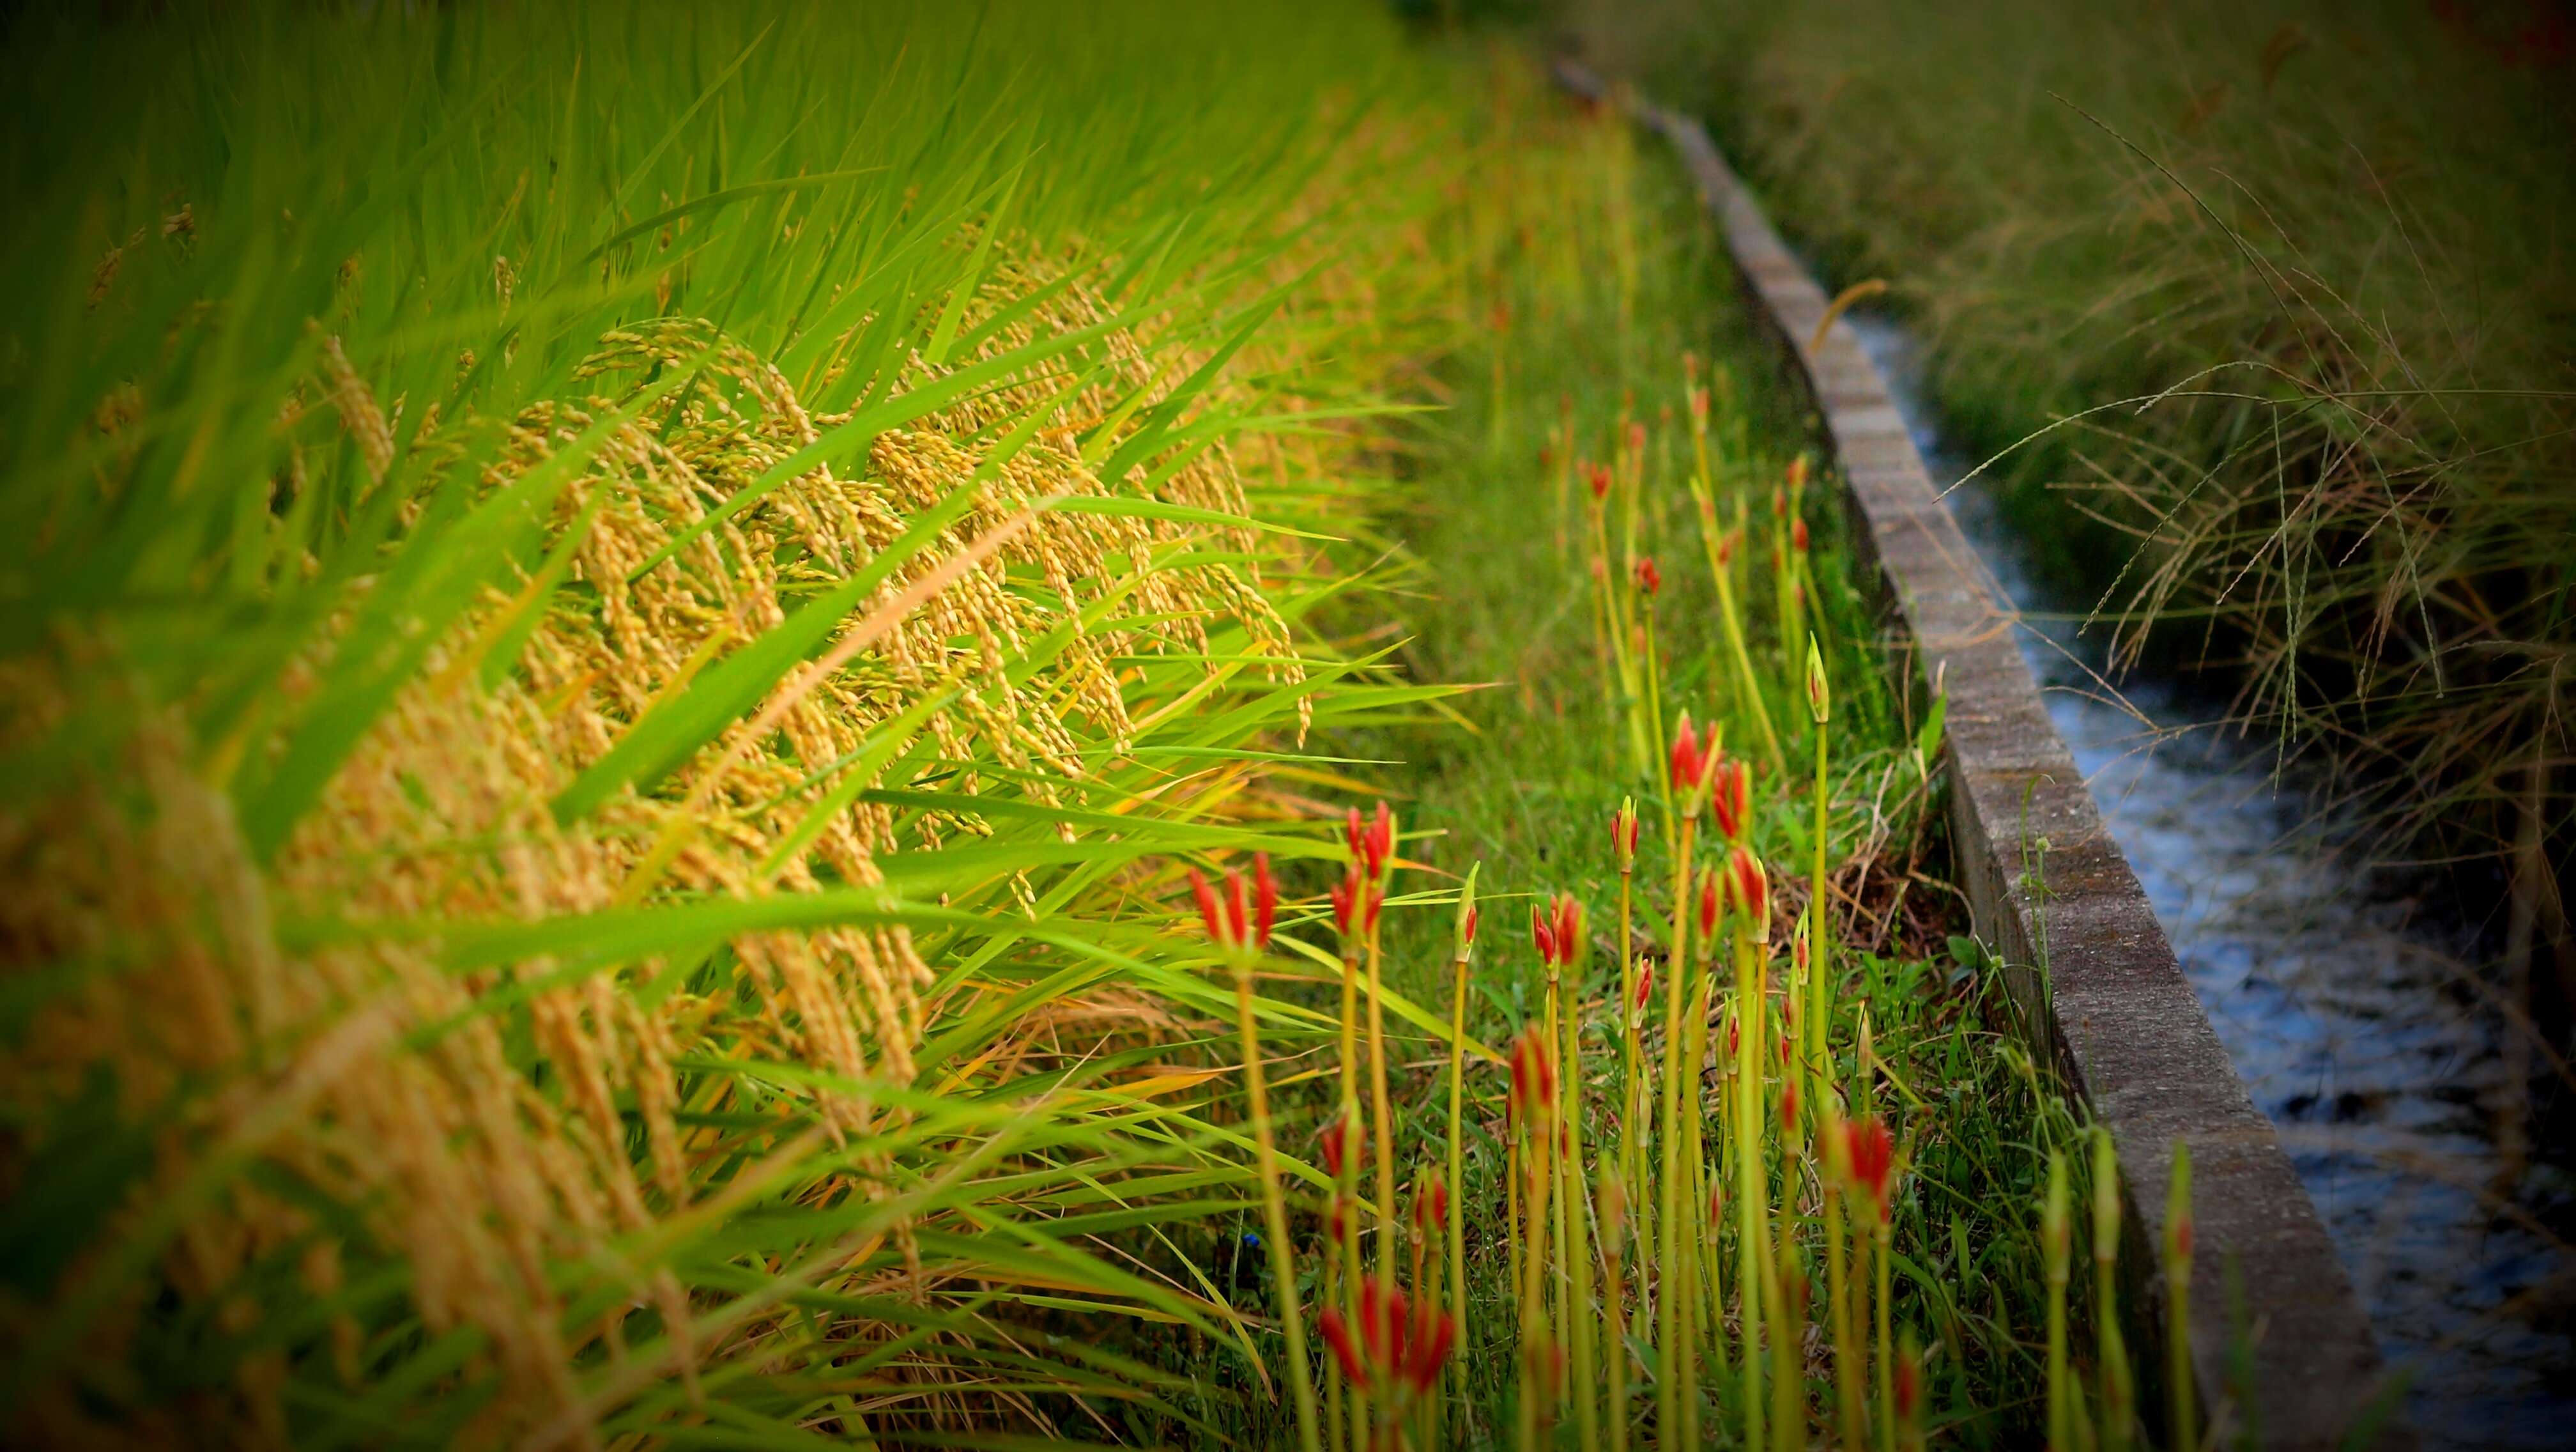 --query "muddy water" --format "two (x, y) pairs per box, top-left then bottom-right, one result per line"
(1845, 315), (2573, 1449)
